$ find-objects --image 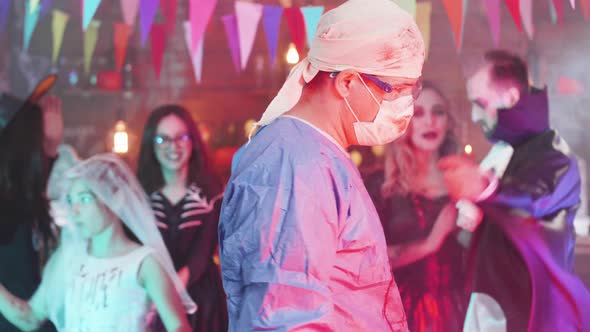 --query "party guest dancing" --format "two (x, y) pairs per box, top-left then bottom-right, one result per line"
(368, 82), (468, 332)
(440, 50), (590, 332)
